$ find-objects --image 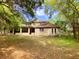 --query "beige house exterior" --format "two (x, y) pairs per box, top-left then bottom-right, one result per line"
(15, 21), (60, 36)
